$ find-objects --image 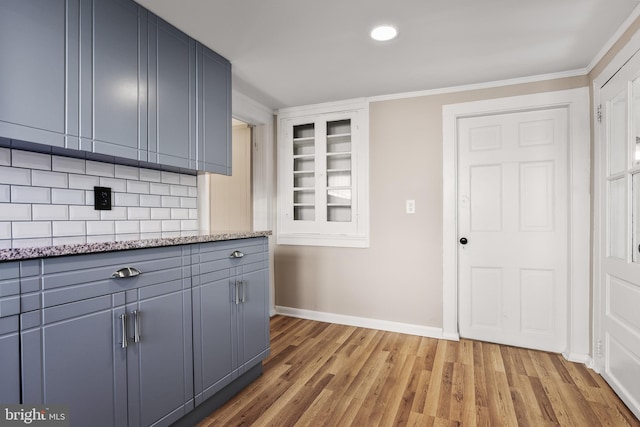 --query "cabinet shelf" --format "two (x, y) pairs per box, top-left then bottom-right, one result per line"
(293, 136), (315, 142)
(327, 132), (351, 139)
